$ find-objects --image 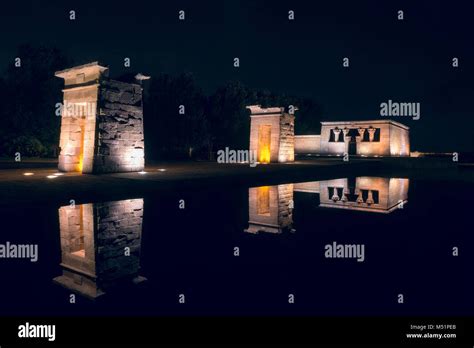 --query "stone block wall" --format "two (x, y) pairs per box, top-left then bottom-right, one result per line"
(278, 114), (295, 162)
(389, 123), (410, 156)
(94, 79), (145, 173)
(294, 135), (321, 154)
